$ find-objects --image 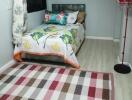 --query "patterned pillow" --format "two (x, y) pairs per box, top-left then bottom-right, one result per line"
(67, 11), (79, 24)
(44, 12), (67, 25)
